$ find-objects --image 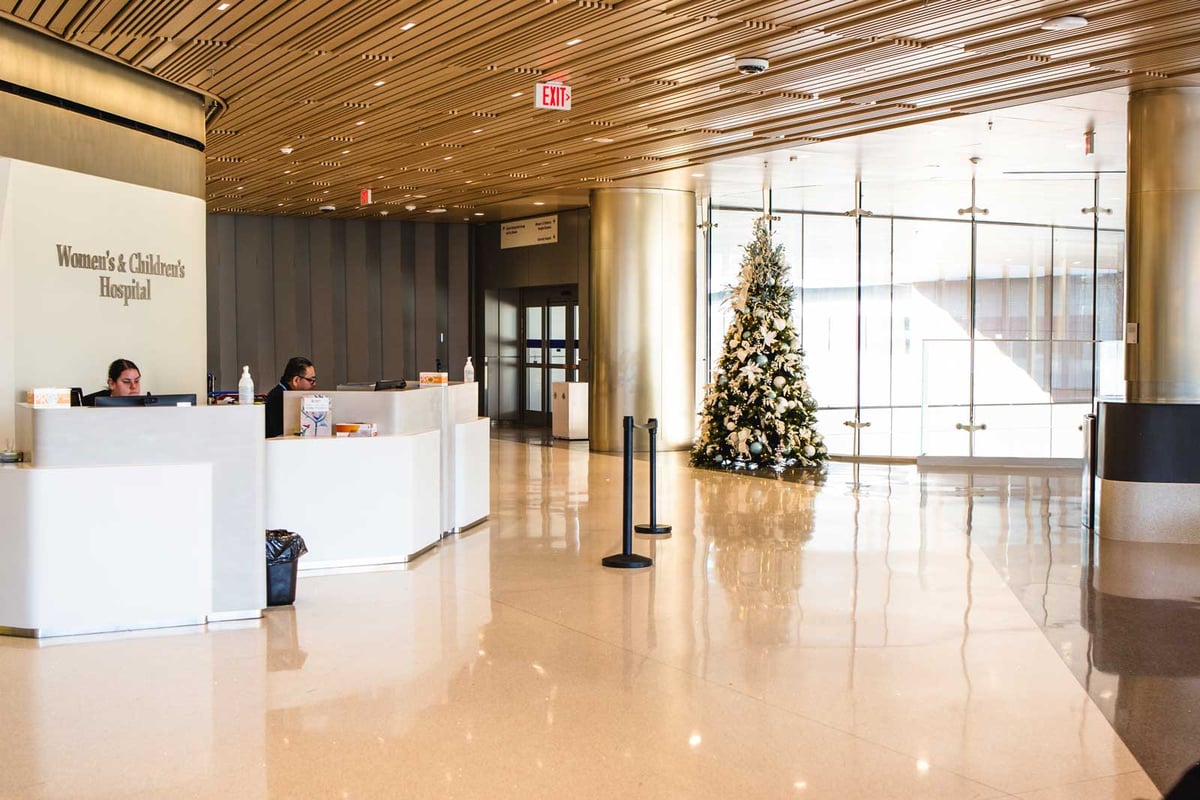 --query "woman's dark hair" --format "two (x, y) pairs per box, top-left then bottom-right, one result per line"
(108, 358), (140, 381)
(281, 356), (313, 383)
